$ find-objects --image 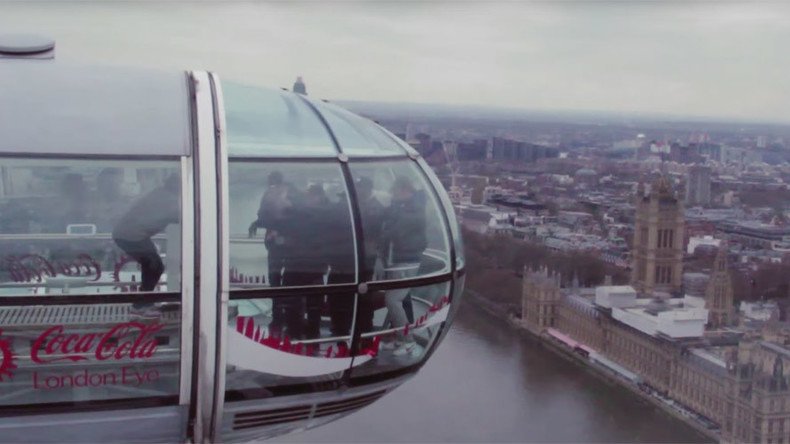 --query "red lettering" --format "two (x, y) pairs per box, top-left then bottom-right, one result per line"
(2, 254), (102, 283)
(7, 260), (25, 283)
(77, 254), (102, 282)
(75, 333), (96, 353)
(32, 326), (86, 363)
(44, 331), (64, 355)
(96, 322), (163, 361)
(31, 322), (163, 364)
(25, 255), (55, 281)
(61, 334), (80, 354)
(113, 341), (132, 360)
